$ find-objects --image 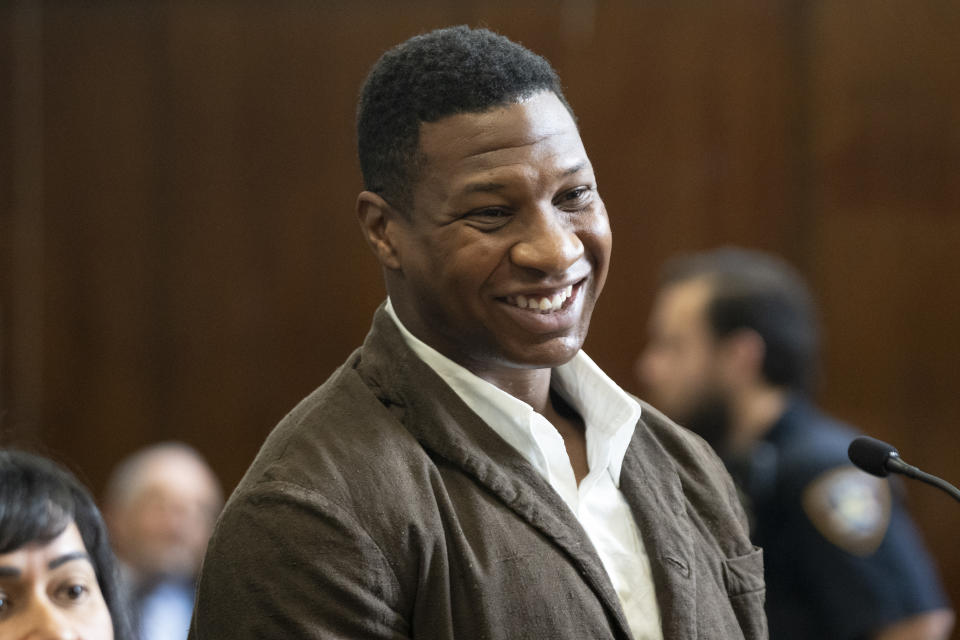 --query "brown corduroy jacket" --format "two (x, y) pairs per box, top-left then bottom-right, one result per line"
(189, 306), (767, 639)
